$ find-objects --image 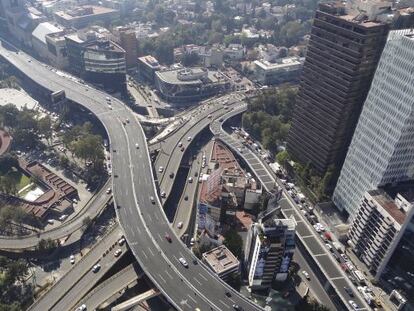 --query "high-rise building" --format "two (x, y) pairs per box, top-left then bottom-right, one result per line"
(113, 26), (138, 69)
(287, 0), (396, 178)
(347, 190), (414, 280)
(333, 29), (414, 217)
(244, 212), (295, 290)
